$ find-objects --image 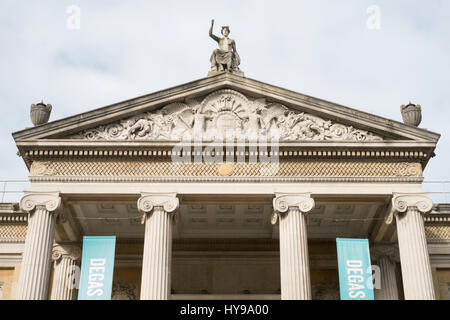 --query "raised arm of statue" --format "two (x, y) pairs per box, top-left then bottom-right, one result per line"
(209, 19), (220, 42)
